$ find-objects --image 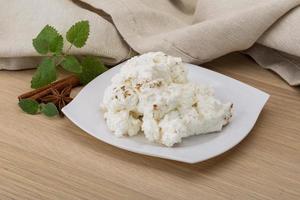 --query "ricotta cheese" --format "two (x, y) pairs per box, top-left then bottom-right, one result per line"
(102, 52), (233, 147)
